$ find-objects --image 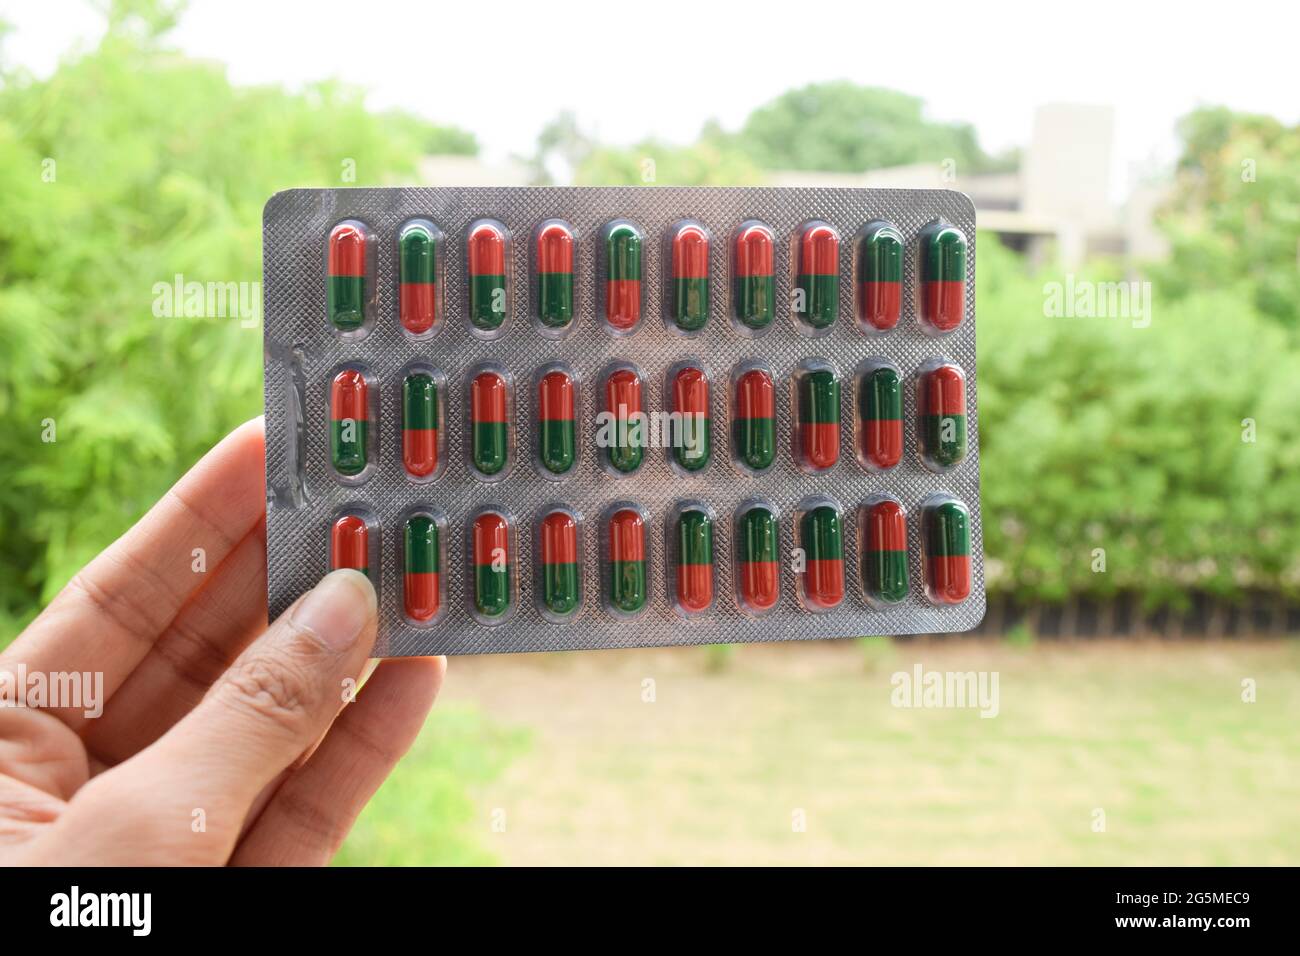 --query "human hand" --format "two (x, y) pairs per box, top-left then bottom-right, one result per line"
(0, 418), (444, 865)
